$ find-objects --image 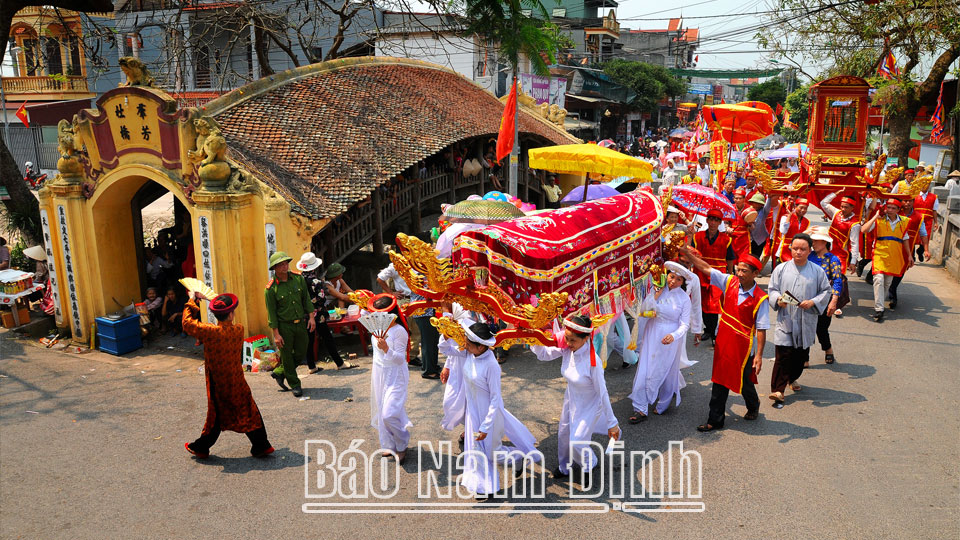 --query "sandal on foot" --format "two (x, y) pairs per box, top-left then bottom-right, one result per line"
(337, 362), (358, 370)
(696, 423), (721, 432)
(769, 391), (785, 402)
(185, 442), (209, 459)
(825, 354), (835, 364)
(628, 412), (647, 424)
(790, 382), (802, 392)
(308, 367), (323, 374)
(744, 410), (759, 421)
